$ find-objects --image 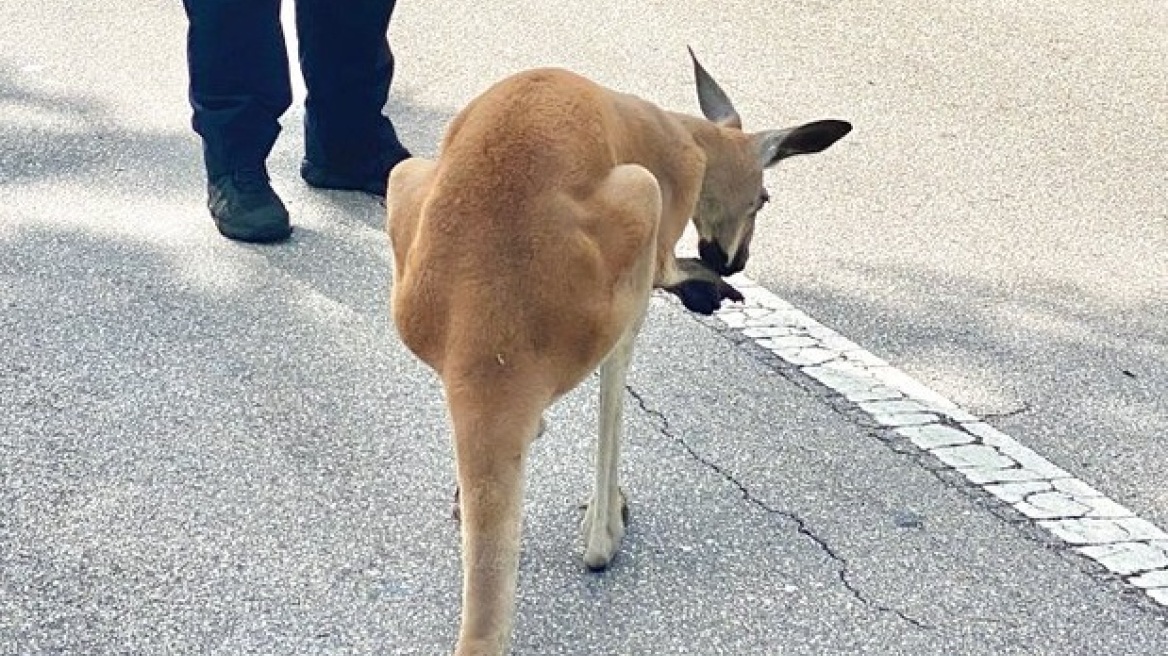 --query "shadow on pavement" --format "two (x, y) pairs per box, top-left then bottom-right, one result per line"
(770, 258), (1168, 519)
(0, 64), (201, 194)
